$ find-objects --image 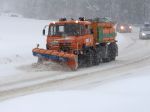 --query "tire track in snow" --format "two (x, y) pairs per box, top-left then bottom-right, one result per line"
(0, 53), (150, 101)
